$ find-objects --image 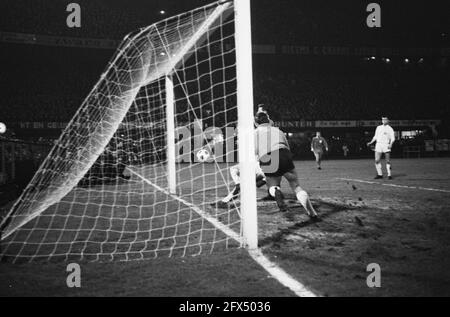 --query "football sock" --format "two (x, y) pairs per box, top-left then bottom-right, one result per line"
(375, 163), (383, 176)
(295, 188), (318, 216)
(222, 184), (240, 203)
(296, 190), (309, 209)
